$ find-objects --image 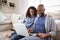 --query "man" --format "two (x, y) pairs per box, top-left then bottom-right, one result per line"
(34, 4), (56, 40)
(20, 4), (56, 40)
